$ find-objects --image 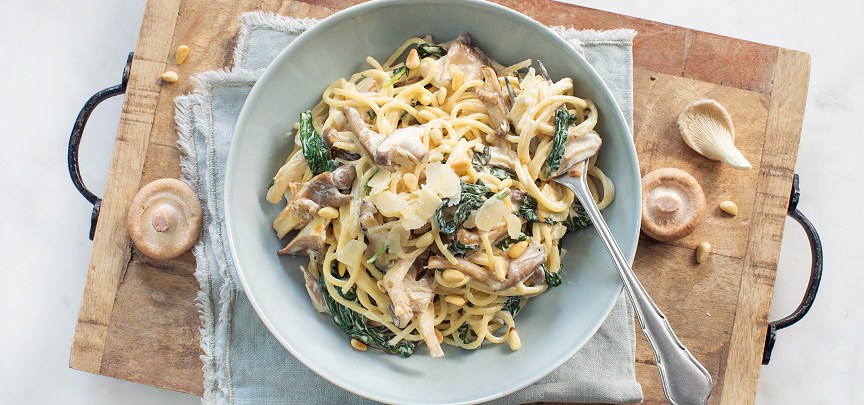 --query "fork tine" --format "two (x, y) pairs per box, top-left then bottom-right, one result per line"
(504, 77), (517, 105)
(537, 60), (552, 83)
